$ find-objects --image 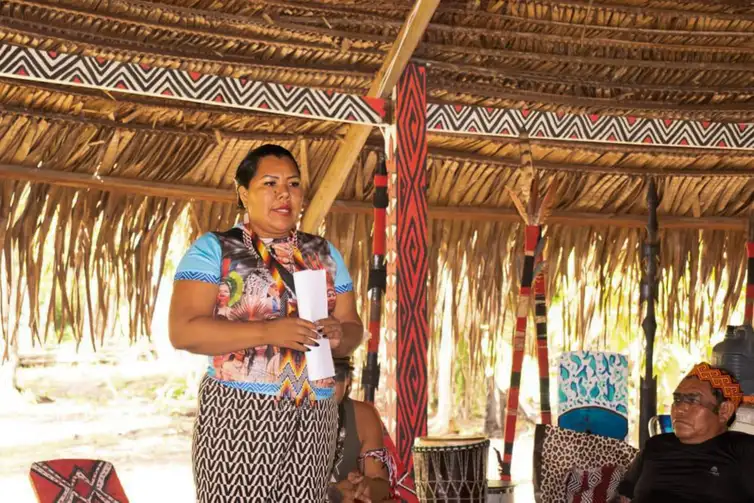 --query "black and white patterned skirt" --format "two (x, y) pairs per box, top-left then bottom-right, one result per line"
(192, 375), (338, 502)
